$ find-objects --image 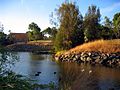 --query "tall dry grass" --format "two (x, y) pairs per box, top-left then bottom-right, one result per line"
(67, 39), (120, 54)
